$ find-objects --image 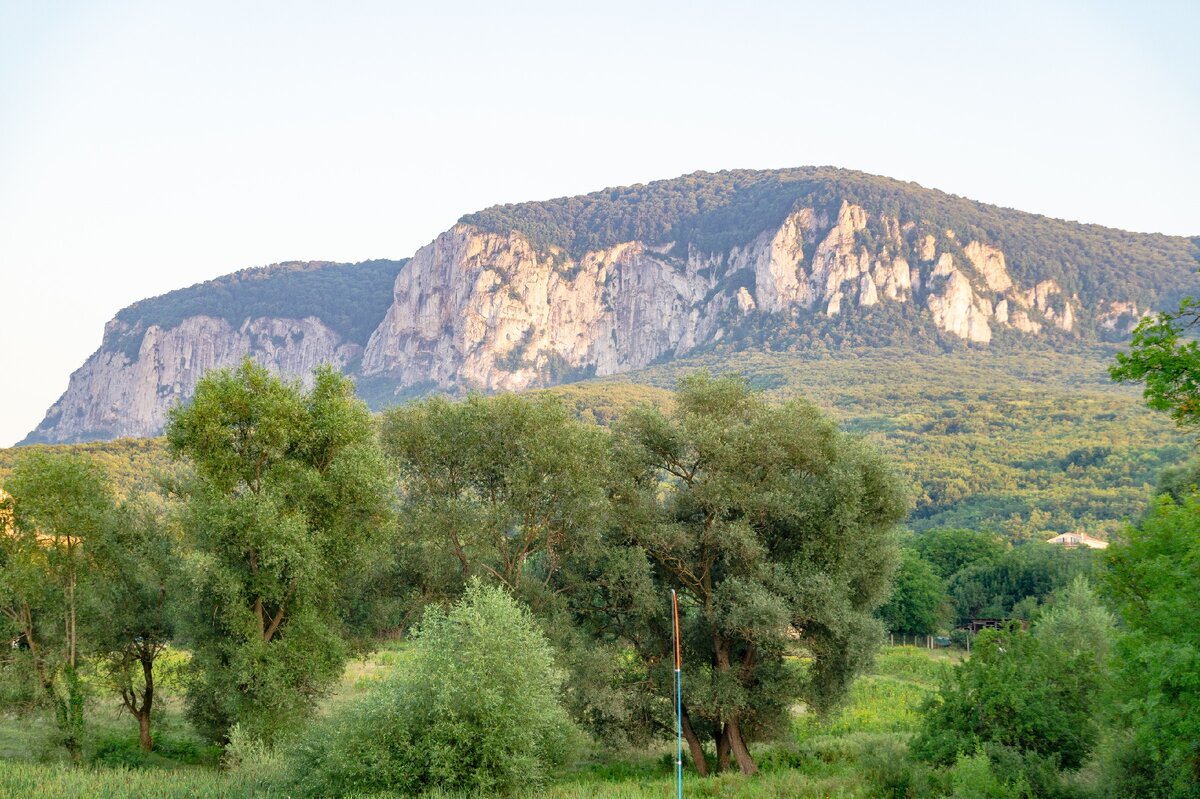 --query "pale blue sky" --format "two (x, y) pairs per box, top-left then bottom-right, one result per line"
(1, 0), (1197, 447)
